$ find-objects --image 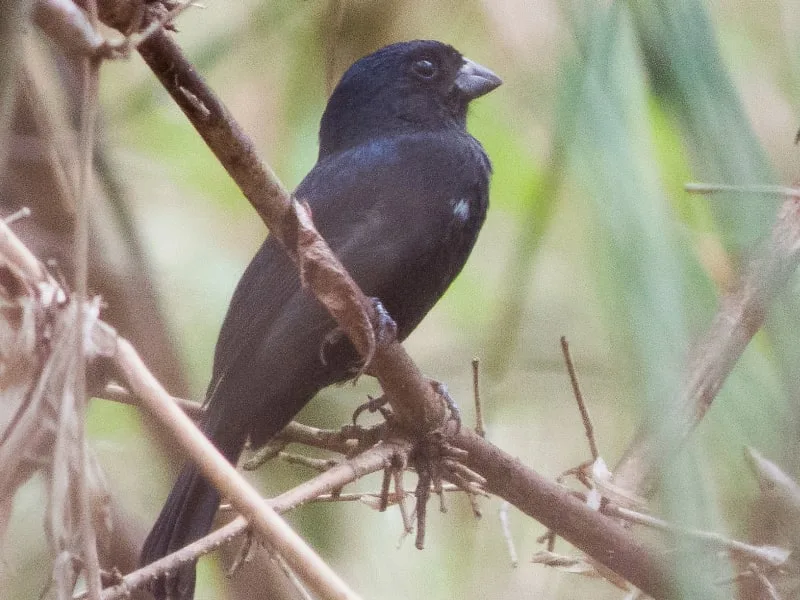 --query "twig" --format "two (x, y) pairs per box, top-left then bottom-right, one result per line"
(101, 383), (205, 419)
(270, 550), (314, 600)
(242, 441), (286, 469)
(605, 504), (790, 568)
(685, 182), (800, 198)
(75, 6), (101, 597)
(559, 337), (598, 461)
(131, 1), (195, 48)
(92, 440), (409, 600)
(225, 530), (253, 579)
(278, 452), (340, 473)
(472, 357), (485, 437)
(537, 530), (557, 552)
(498, 501), (518, 567)
(3, 206), (31, 225)
(747, 562), (781, 600)
(392, 463), (413, 533)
